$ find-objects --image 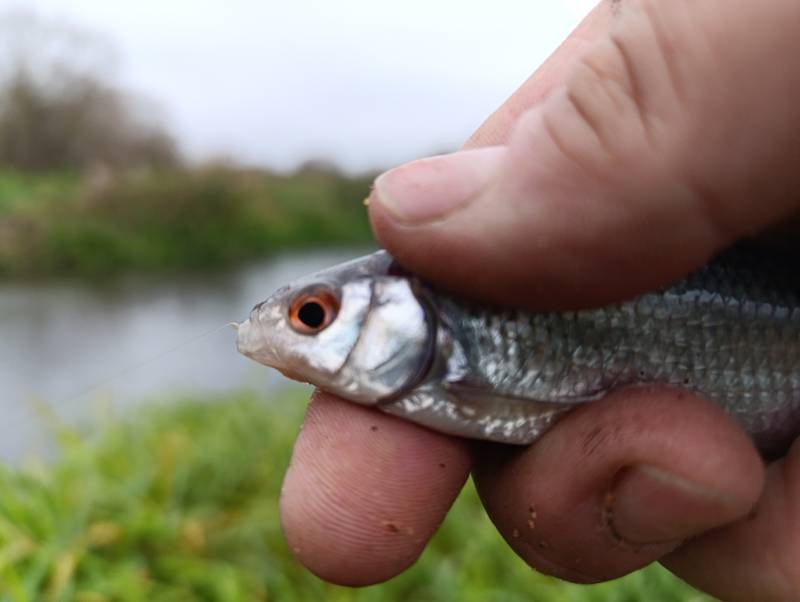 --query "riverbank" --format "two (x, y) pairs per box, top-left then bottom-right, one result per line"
(0, 166), (373, 279)
(0, 390), (709, 601)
